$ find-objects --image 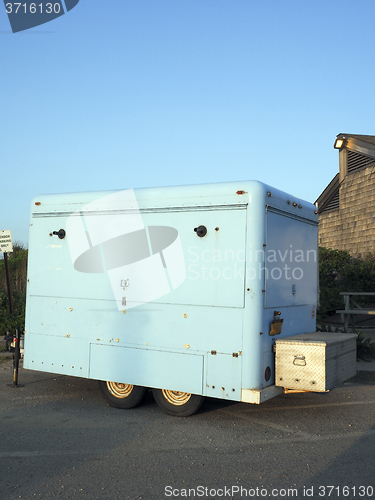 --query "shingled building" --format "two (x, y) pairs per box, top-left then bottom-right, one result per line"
(315, 134), (375, 258)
